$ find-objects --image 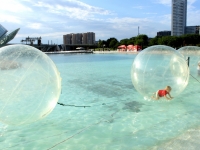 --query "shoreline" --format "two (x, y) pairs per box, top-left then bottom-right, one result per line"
(93, 50), (139, 54)
(45, 50), (139, 54)
(45, 50), (93, 54)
